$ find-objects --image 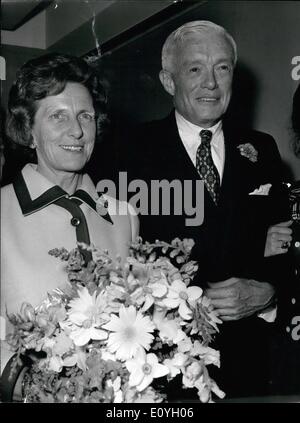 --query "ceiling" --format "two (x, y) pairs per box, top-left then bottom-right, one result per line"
(1, 1), (201, 55)
(1, 0), (53, 31)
